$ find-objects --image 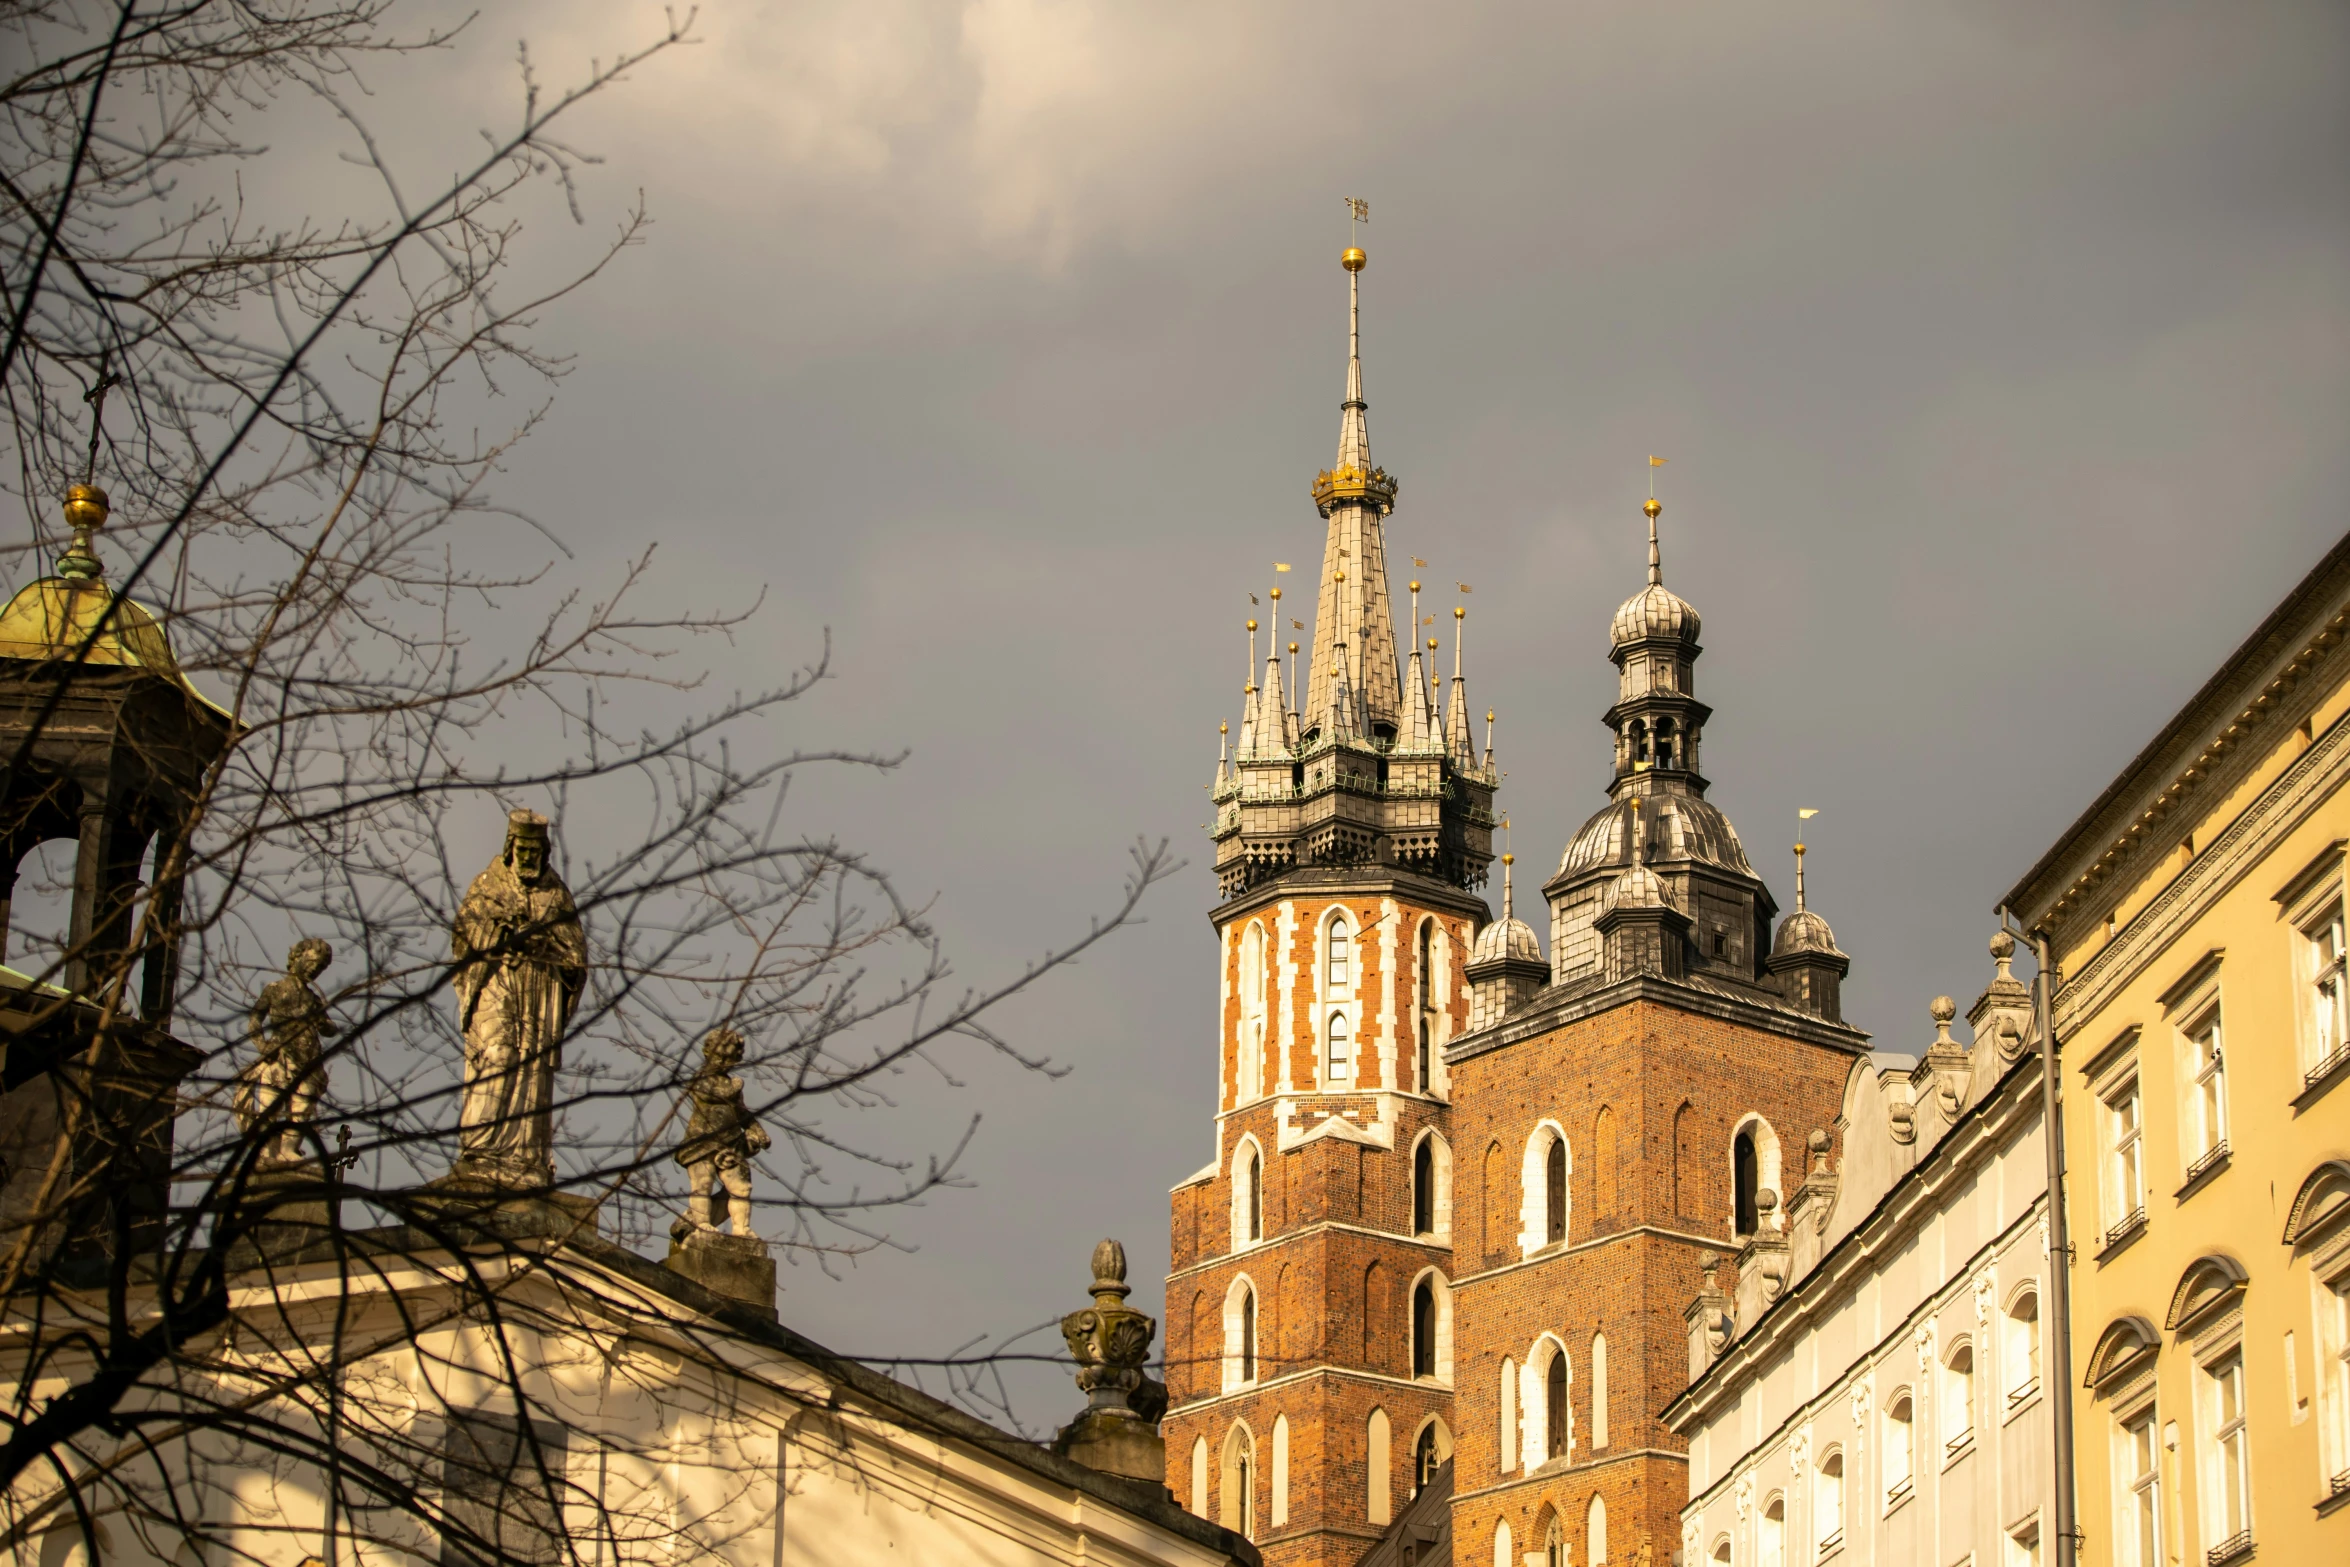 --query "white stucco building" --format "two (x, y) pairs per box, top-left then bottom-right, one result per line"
(1668, 937), (2058, 1567)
